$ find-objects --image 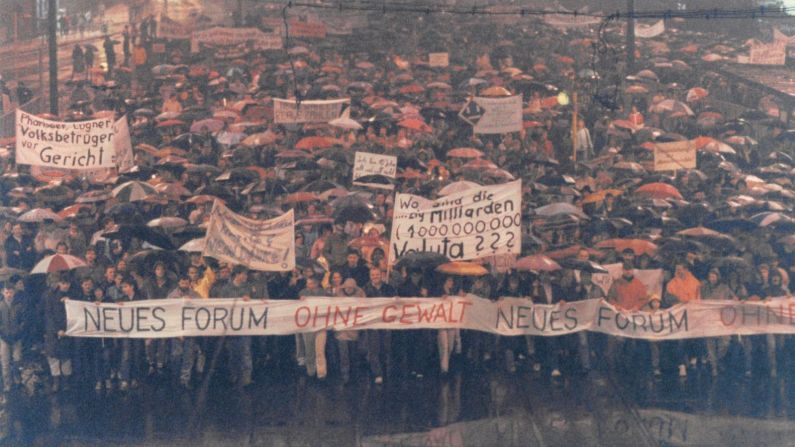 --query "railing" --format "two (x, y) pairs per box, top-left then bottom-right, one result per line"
(0, 96), (47, 142)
